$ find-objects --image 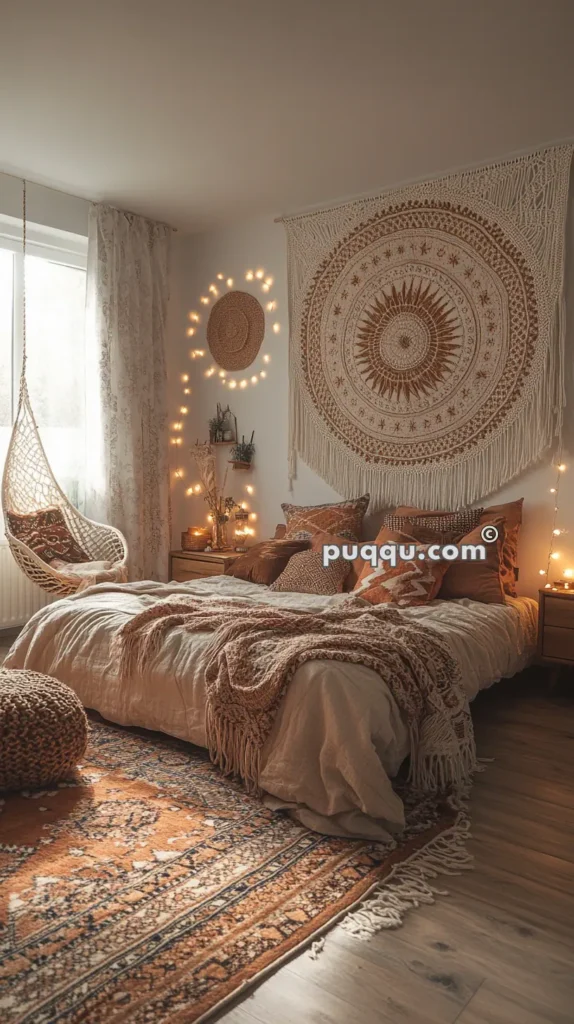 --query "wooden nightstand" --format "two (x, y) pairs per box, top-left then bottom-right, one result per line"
(169, 549), (241, 583)
(537, 588), (574, 665)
